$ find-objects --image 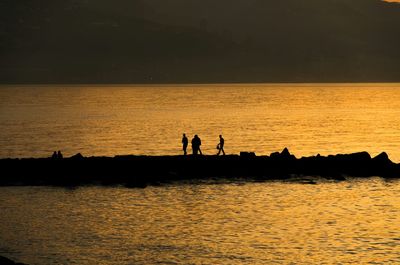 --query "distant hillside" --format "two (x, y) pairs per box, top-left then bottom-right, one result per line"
(1, 0), (400, 83)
